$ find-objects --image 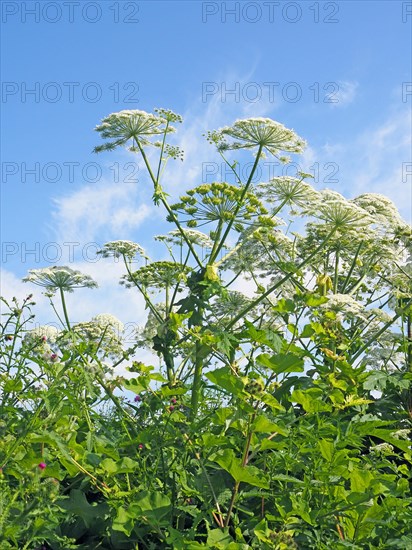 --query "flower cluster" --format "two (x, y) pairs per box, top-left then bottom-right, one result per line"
(220, 225), (292, 279)
(207, 118), (306, 158)
(62, 314), (125, 360)
(164, 144), (184, 161)
(121, 261), (192, 290)
(352, 193), (403, 228)
(257, 176), (319, 212)
(134, 303), (167, 351)
(23, 325), (61, 359)
(210, 291), (253, 321)
(23, 266), (98, 293)
(318, 293), (366, 322)
(363, 331), (405, 372)
(94, 109), (176, 153)
(154, 108), (183, 124)
(169, 182), (274, 232)
(98, 240), (148, 261)
(369, 442), (394, 456)
(155, 229), (214, 249)
(309, 190), (374, 232)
